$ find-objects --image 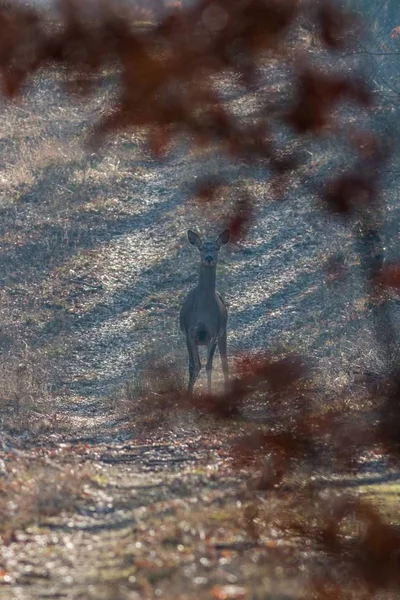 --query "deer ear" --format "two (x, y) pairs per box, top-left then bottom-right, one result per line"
(216, 229), (230, 247)
(188, 230), (202, 248)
